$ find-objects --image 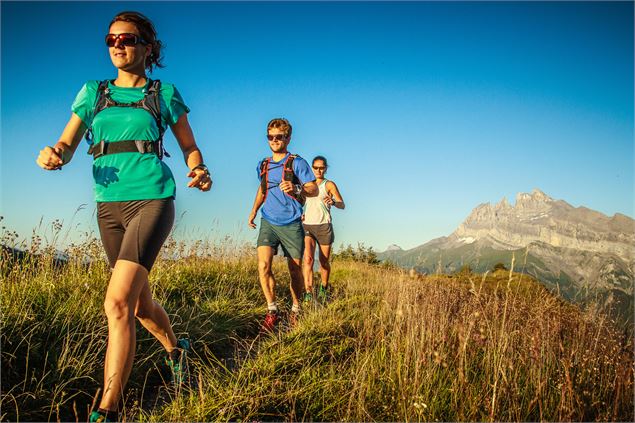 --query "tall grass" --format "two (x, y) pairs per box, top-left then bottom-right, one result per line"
(1, 223), (633, 422)
(149, 264), (633, 422)
(1, 227), (269, 422)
